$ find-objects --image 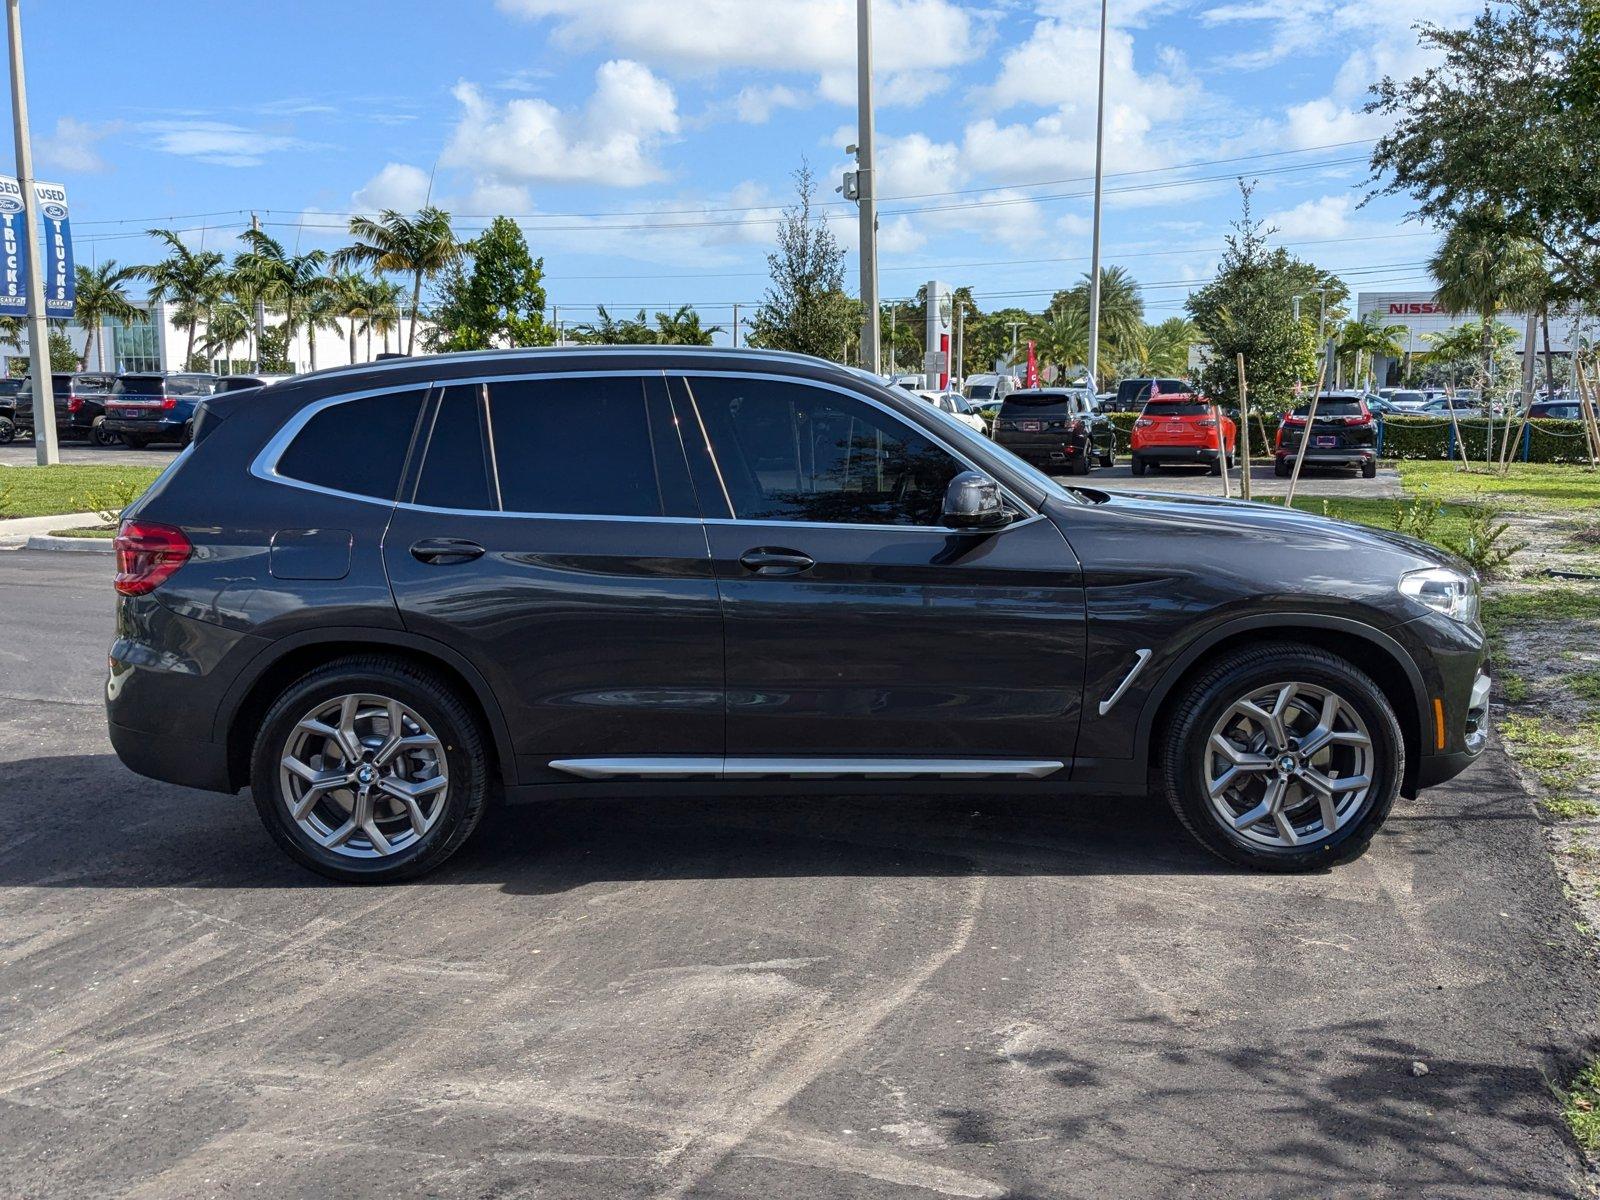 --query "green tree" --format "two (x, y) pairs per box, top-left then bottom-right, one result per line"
(1419, 320), (1520, 389)
(301, 282), (344, 372)
(72, 260), (142, 372)
(1369, 0), (1599, 300)
(572, 305), (658, 345)
(136, 229), (225, 368)
(199, 300), (253, 369)
(1119, 317), (1198, 379)
(1187, 183), (1338, 412)
(333, 207), (463, 355)
(748, 163), (856, 360)
(234, 229), (329, 370)
(427, 216), (552, 351)
(1428, 206), (1547, 395)
(964, 307), (1036, 378)
(1334, 312), (1408, 388)
(1051, 265), (1145, 384)
(1033, 305), (1090, 381)
(359, 277), (404, 357)
(654, 304), (722, 346)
